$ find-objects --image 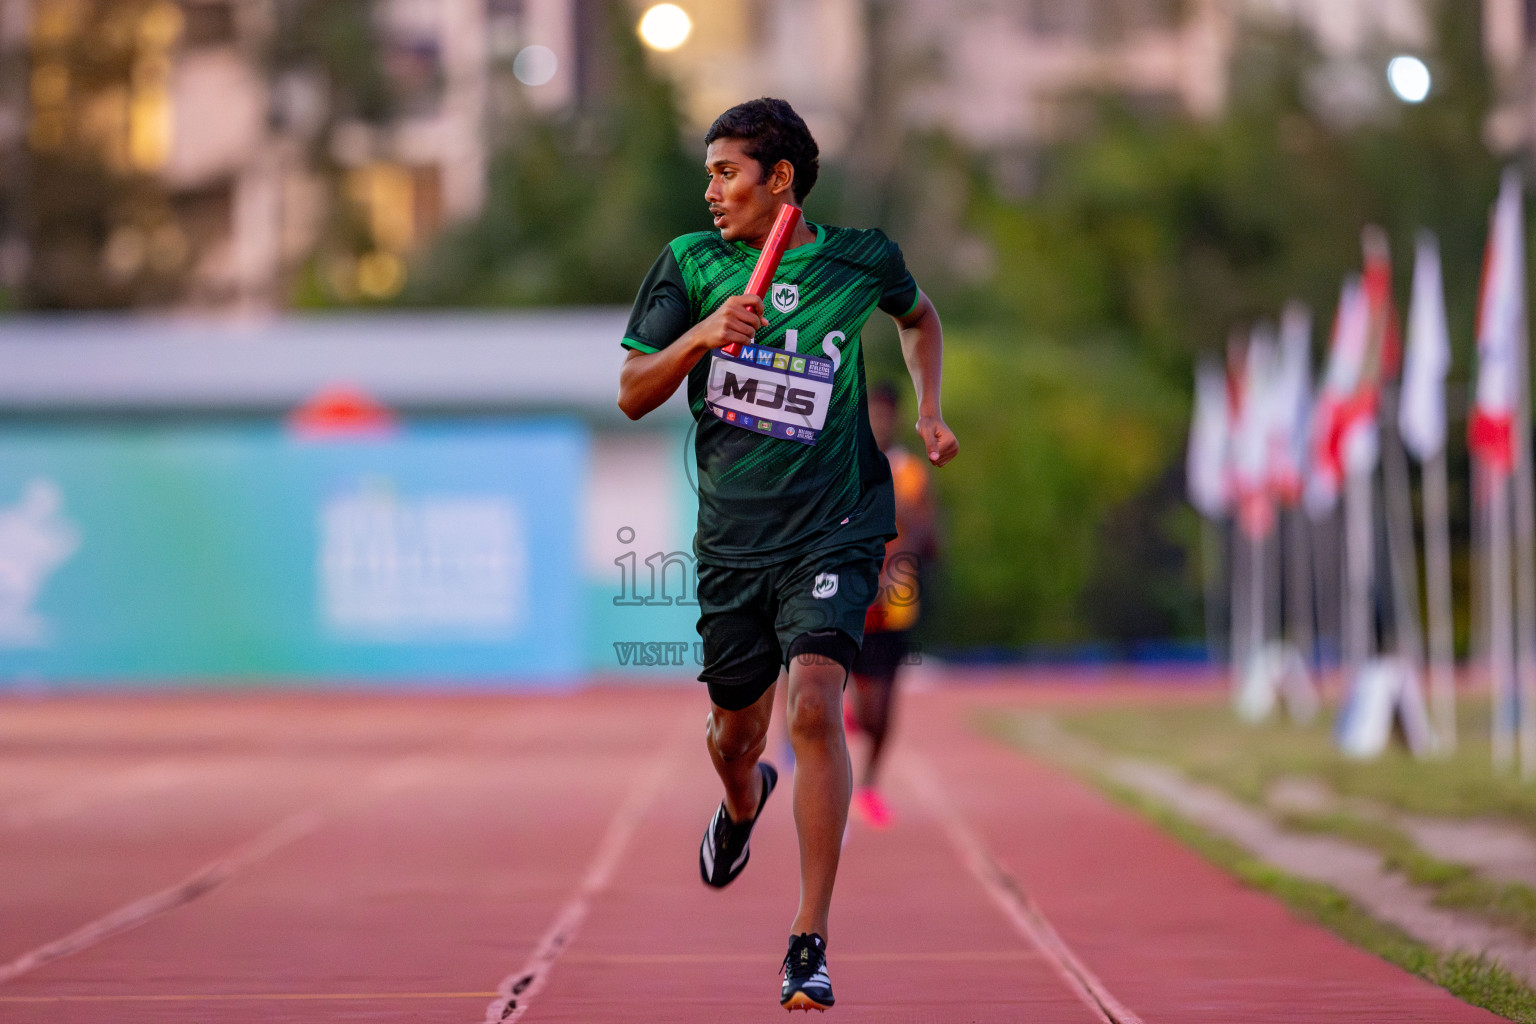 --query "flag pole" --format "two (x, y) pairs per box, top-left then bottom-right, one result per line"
(1381, 383), (1427, 690)
(1231, 513), (1249, 696)
(1245, 503), (1267, 709)
(1286, 504), (1315, 668)
(1202, 516), (1227, 667)
(1511, 267), (1536, 781)
(1311, 507), (1343, 687)
(1491, 476), (1517, 771)
(1422, 446), (1456, 752)
(1343, 464), (1375, 684)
